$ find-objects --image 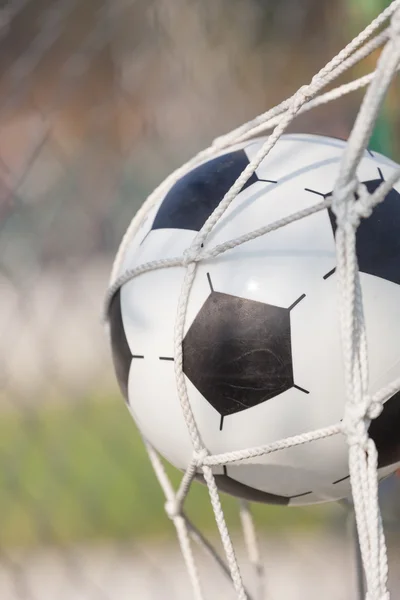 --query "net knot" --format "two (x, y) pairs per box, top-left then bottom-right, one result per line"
(165, 499), (182, 520)
(366, 397), (384, 420)
(331, 178), (358, 223)
(353, 182), (375, 220)
(291, 85), (310, 112)
(193, 448), (208, 467)
(342, 402), (370, 448)
(182, 246), (201, 266)
(332, 179), (373, 228)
